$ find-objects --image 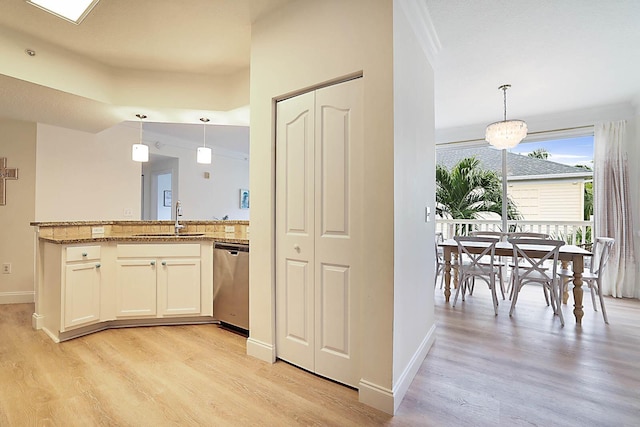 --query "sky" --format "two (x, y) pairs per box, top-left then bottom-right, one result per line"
(509, 135), (594, 167)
